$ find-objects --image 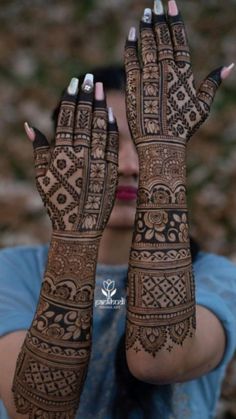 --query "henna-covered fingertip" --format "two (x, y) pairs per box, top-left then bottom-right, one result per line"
(207, 67), (223, 87)
(31, 127), (50, 149)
